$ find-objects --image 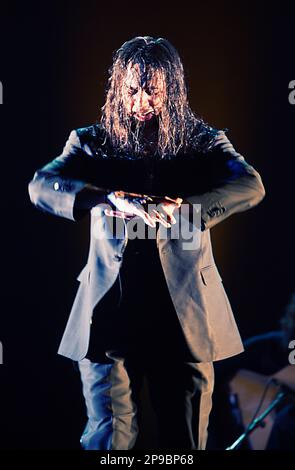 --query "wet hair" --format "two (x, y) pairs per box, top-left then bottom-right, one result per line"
(280, 292), (295, 348)
(101, 36), (217, 158)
